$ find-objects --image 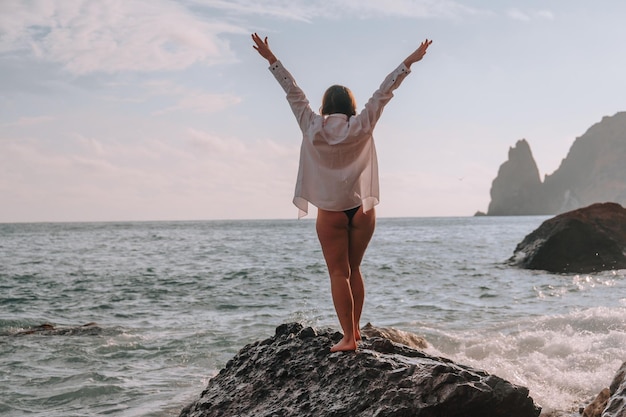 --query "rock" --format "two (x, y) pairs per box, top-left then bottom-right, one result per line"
(361, 322), (428, 349)
(484, 112), (626, 216)
(509, 202), (626, 273)
(580, 362), (626, 417)
(582, 388), (610, 417)
(487, 139), (545, 216)
(12, 322), (102, 336)
(603, 362), (626, 417)
(179, 322), (541, 417)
